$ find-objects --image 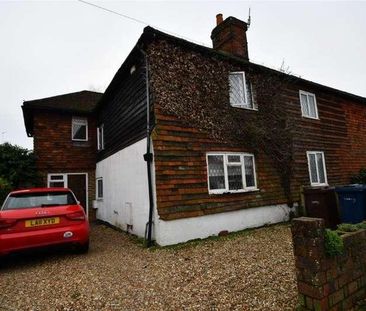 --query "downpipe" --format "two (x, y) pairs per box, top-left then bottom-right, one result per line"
(140, 49), (154, 247)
